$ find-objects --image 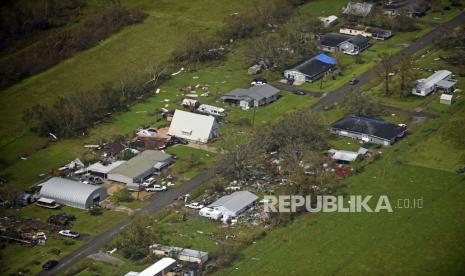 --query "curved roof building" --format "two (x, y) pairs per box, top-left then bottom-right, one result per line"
(39, 177), (107, 209)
